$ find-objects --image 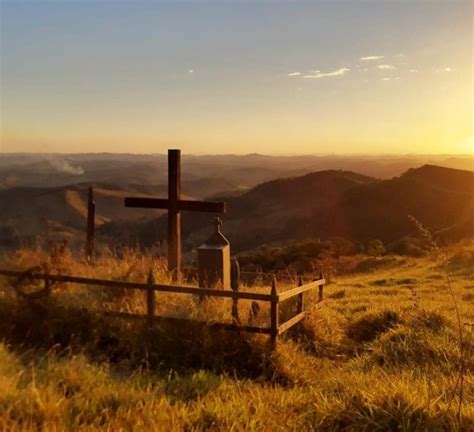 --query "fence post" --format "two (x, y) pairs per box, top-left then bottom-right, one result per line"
(231, 258), (240, 324)
(297, 275), (304, 313)
(146, 269), (155, 327)
(318, 270), (324, 302)
(270, 277), (279, 349)
(85, 185), (95, 262)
